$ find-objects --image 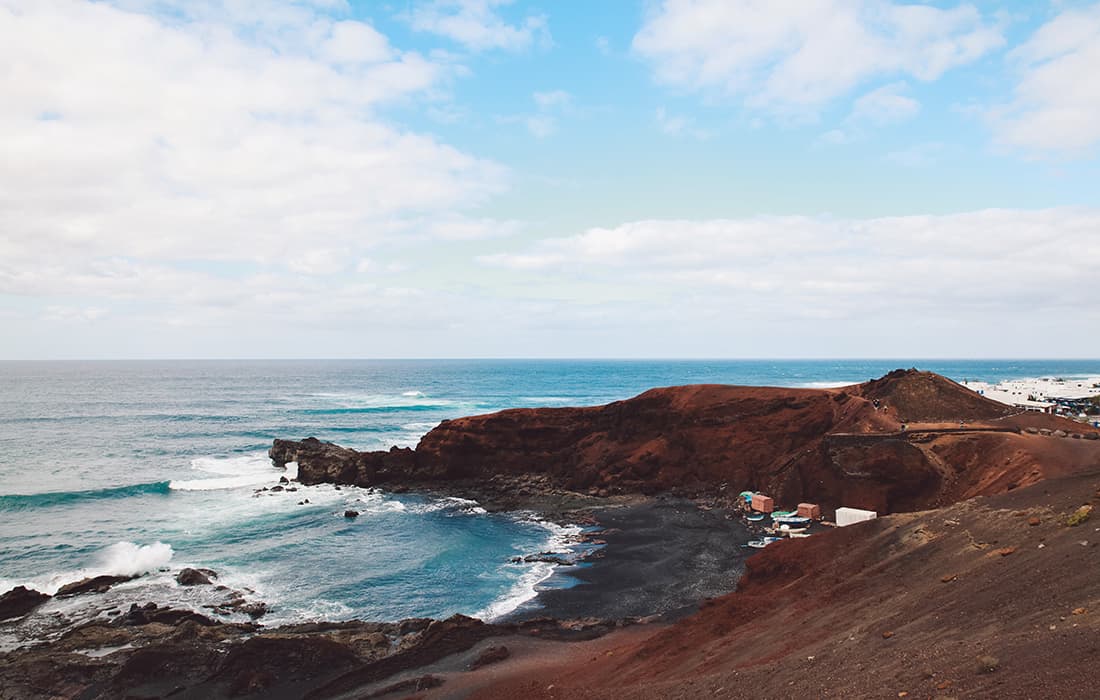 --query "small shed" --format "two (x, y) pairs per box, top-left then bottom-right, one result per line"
(751, 493), (775, 513)
(836, 507), (877, 527)
(797, 503), (821, 520)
